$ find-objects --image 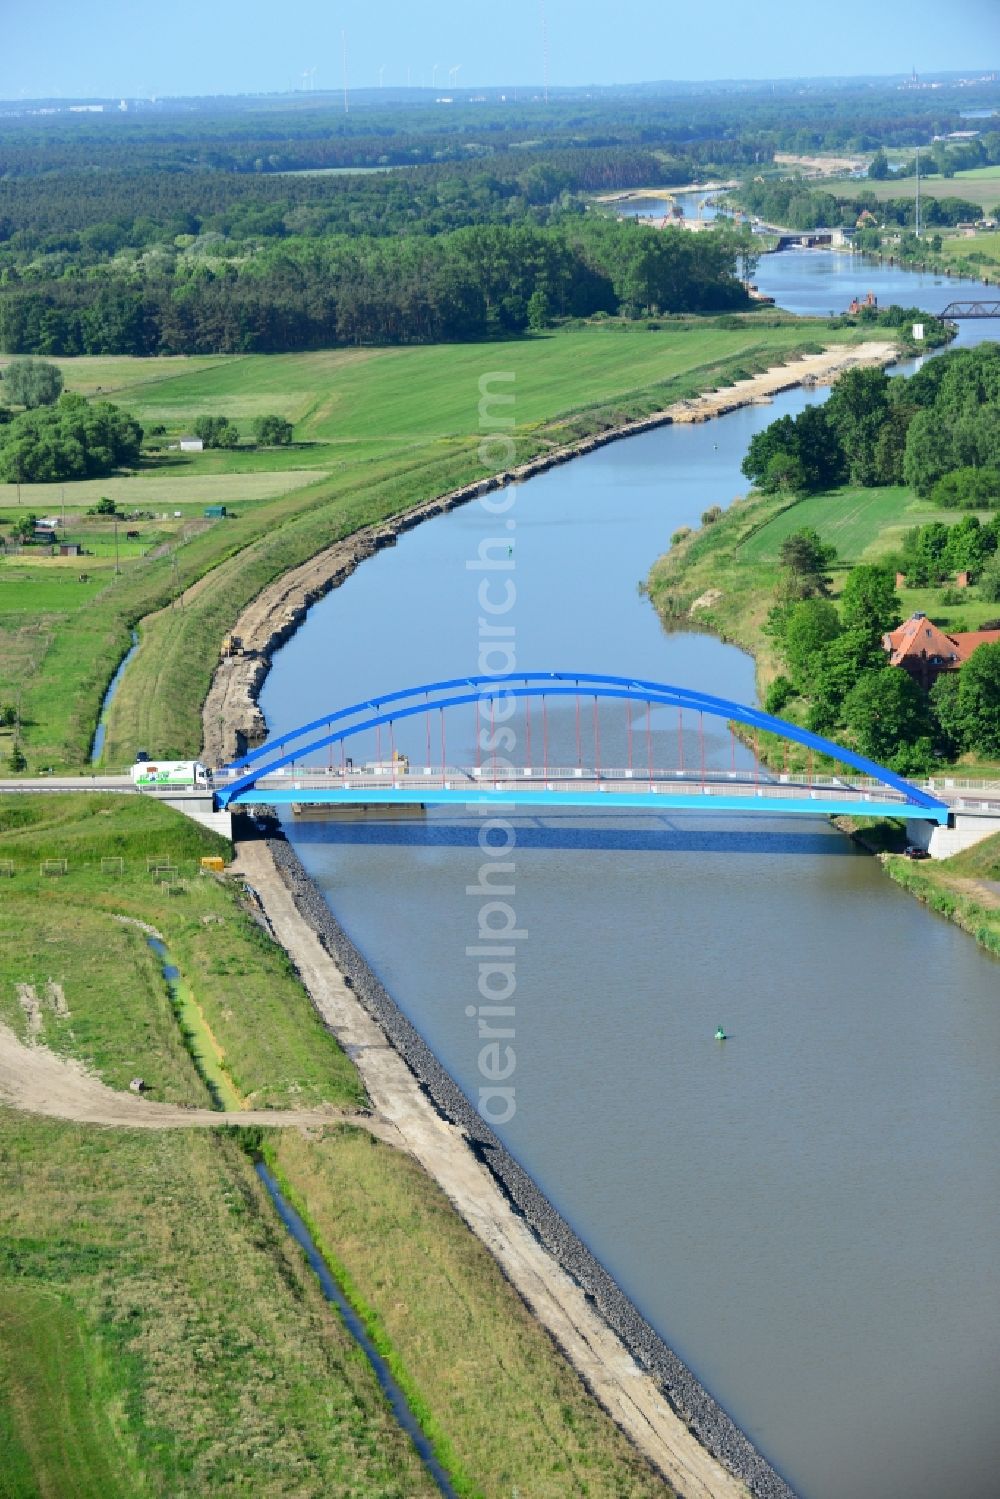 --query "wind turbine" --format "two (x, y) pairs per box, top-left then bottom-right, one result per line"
(342, 30), (349, 113)
(449, 64), (462, 88)
(432, 61), (441, 89)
